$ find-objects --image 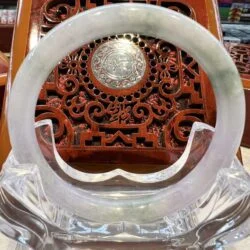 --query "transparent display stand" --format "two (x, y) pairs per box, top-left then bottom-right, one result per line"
(0, 4), (249, 250)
